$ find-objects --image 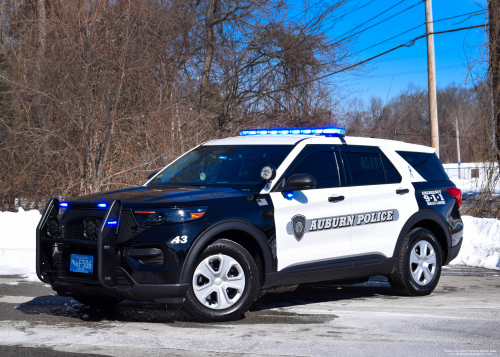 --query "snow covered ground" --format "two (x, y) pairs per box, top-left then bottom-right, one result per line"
(0, 209), (498, 283)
